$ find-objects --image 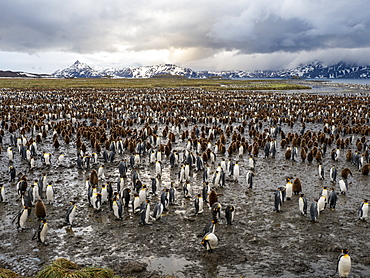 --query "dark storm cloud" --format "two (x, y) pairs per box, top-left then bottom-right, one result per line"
(1, 0), (370, 71)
